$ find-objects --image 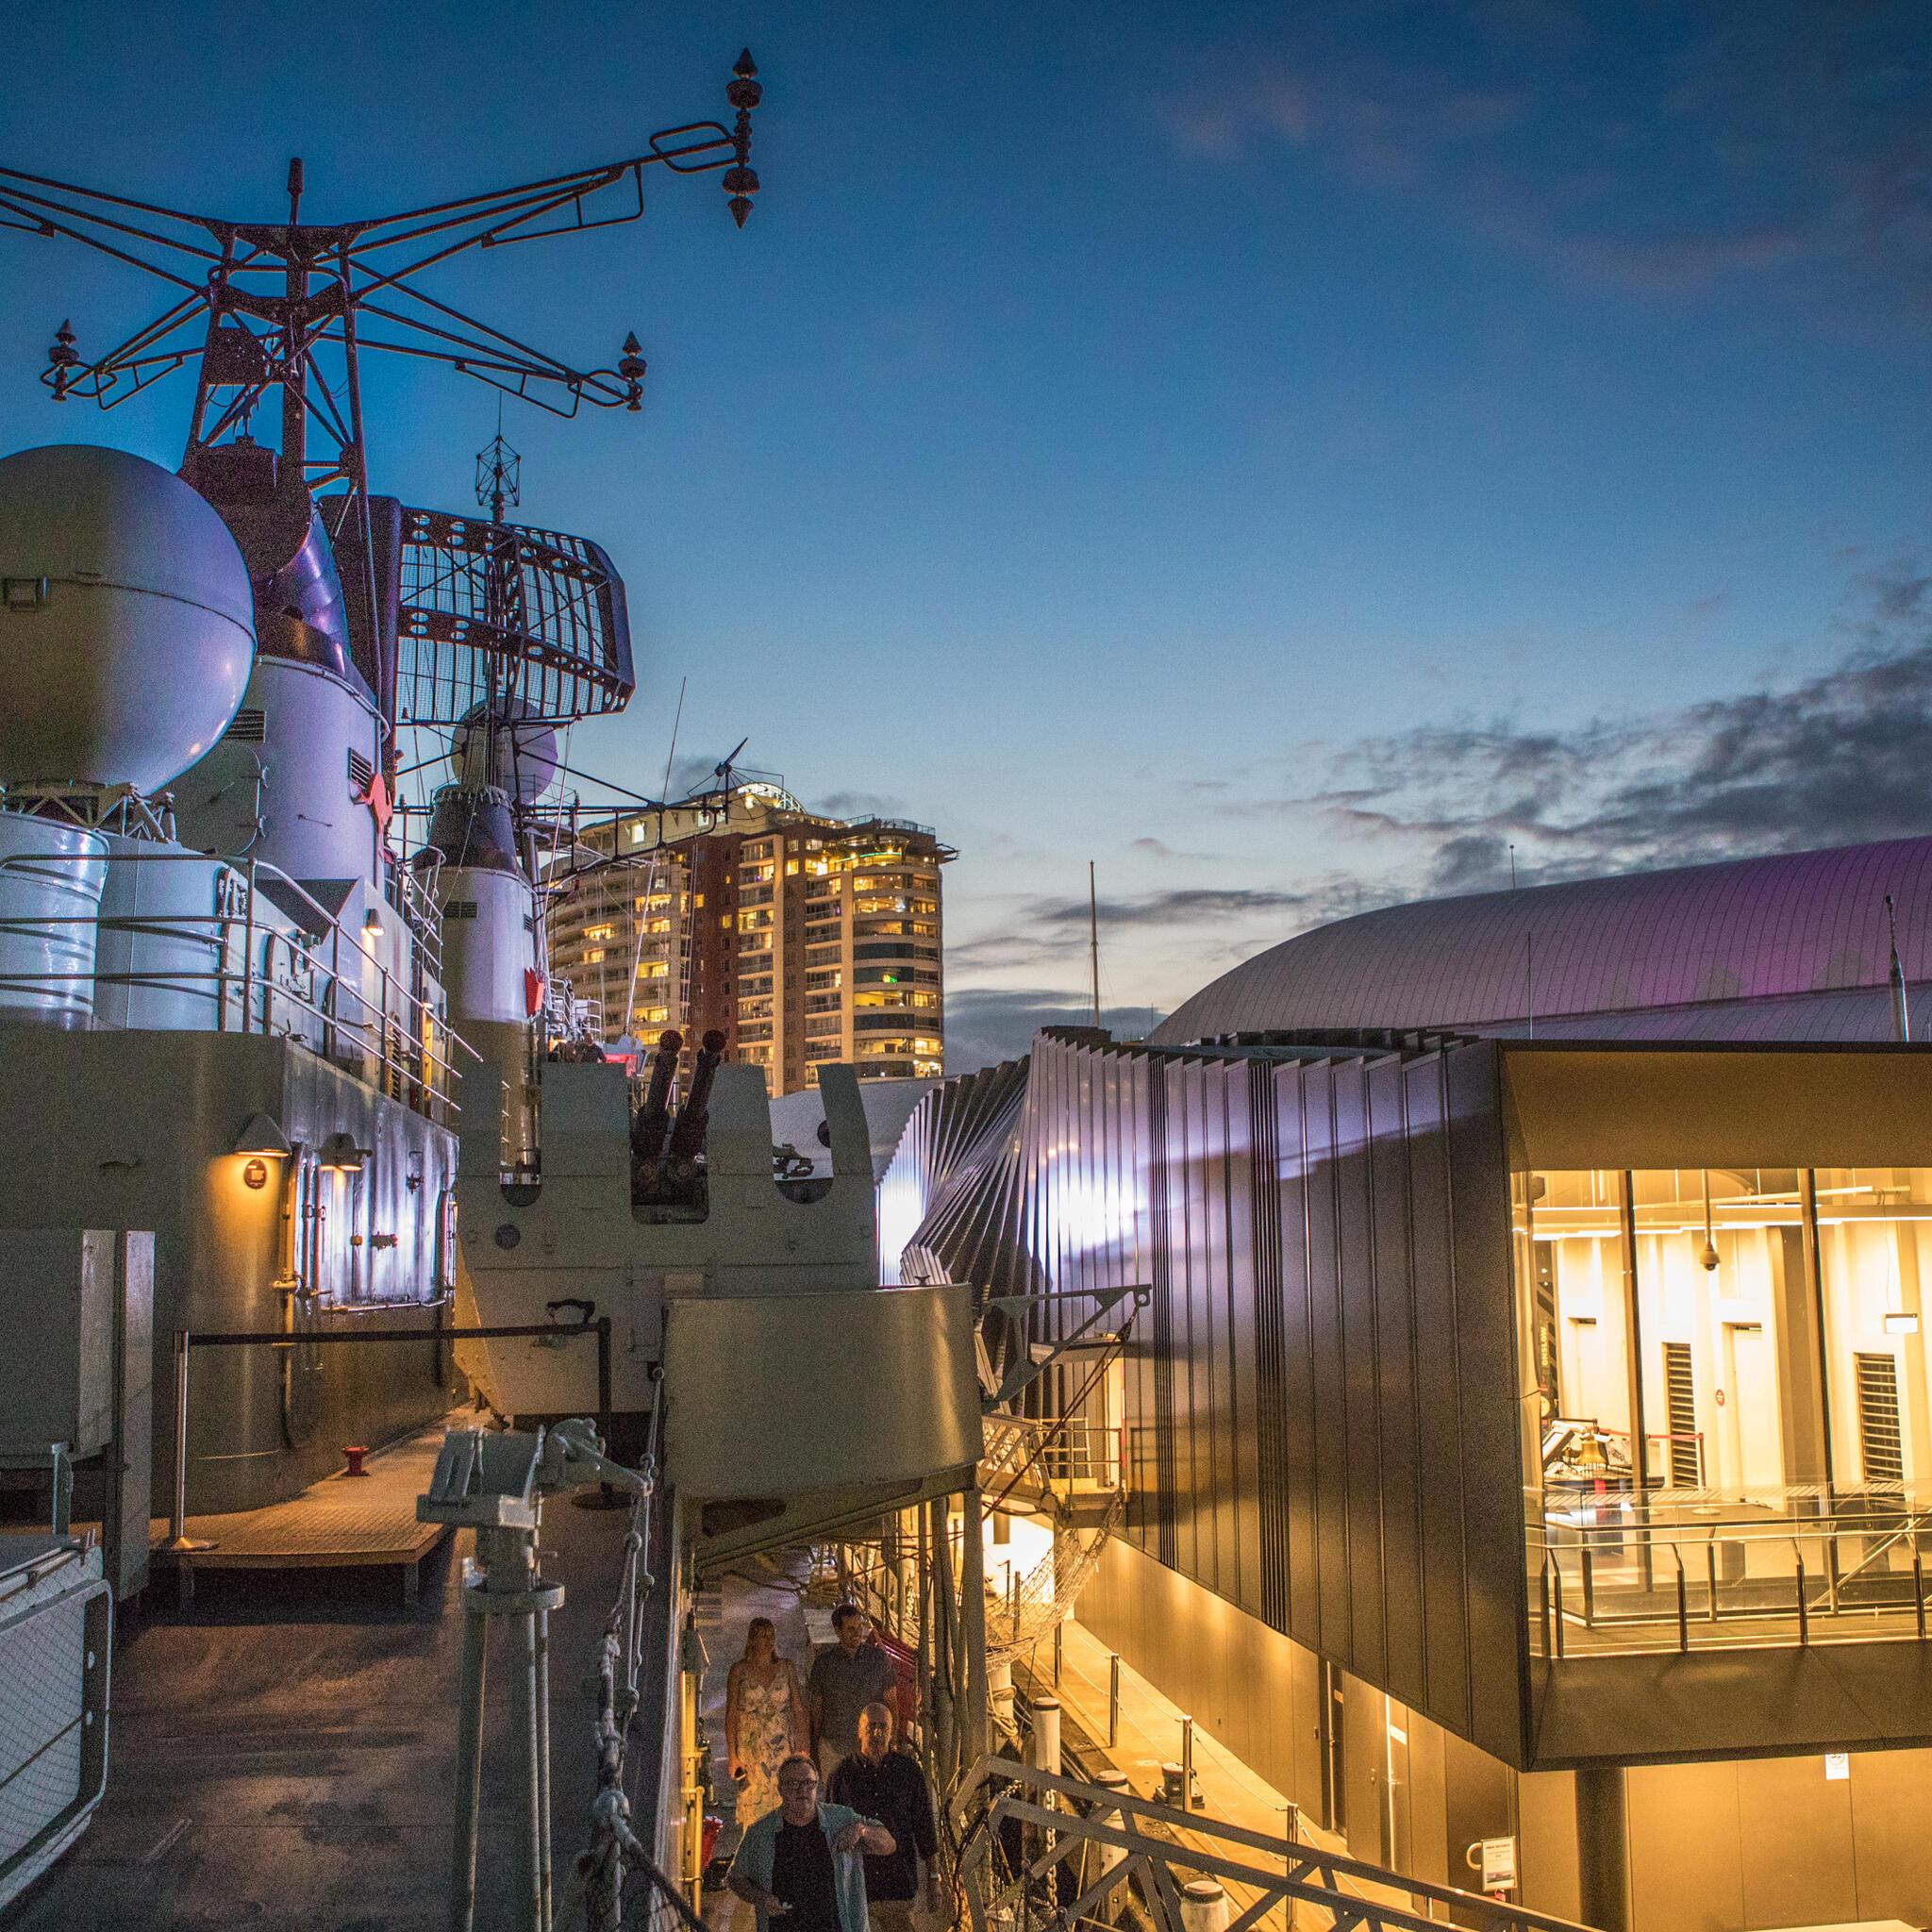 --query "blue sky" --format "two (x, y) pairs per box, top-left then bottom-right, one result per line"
(2, 2), (1929, 1069)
